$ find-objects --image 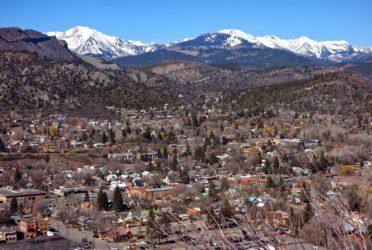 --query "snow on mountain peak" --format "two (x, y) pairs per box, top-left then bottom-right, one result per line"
(217, 29), (257, 43)
(46, 26), (372, 62)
